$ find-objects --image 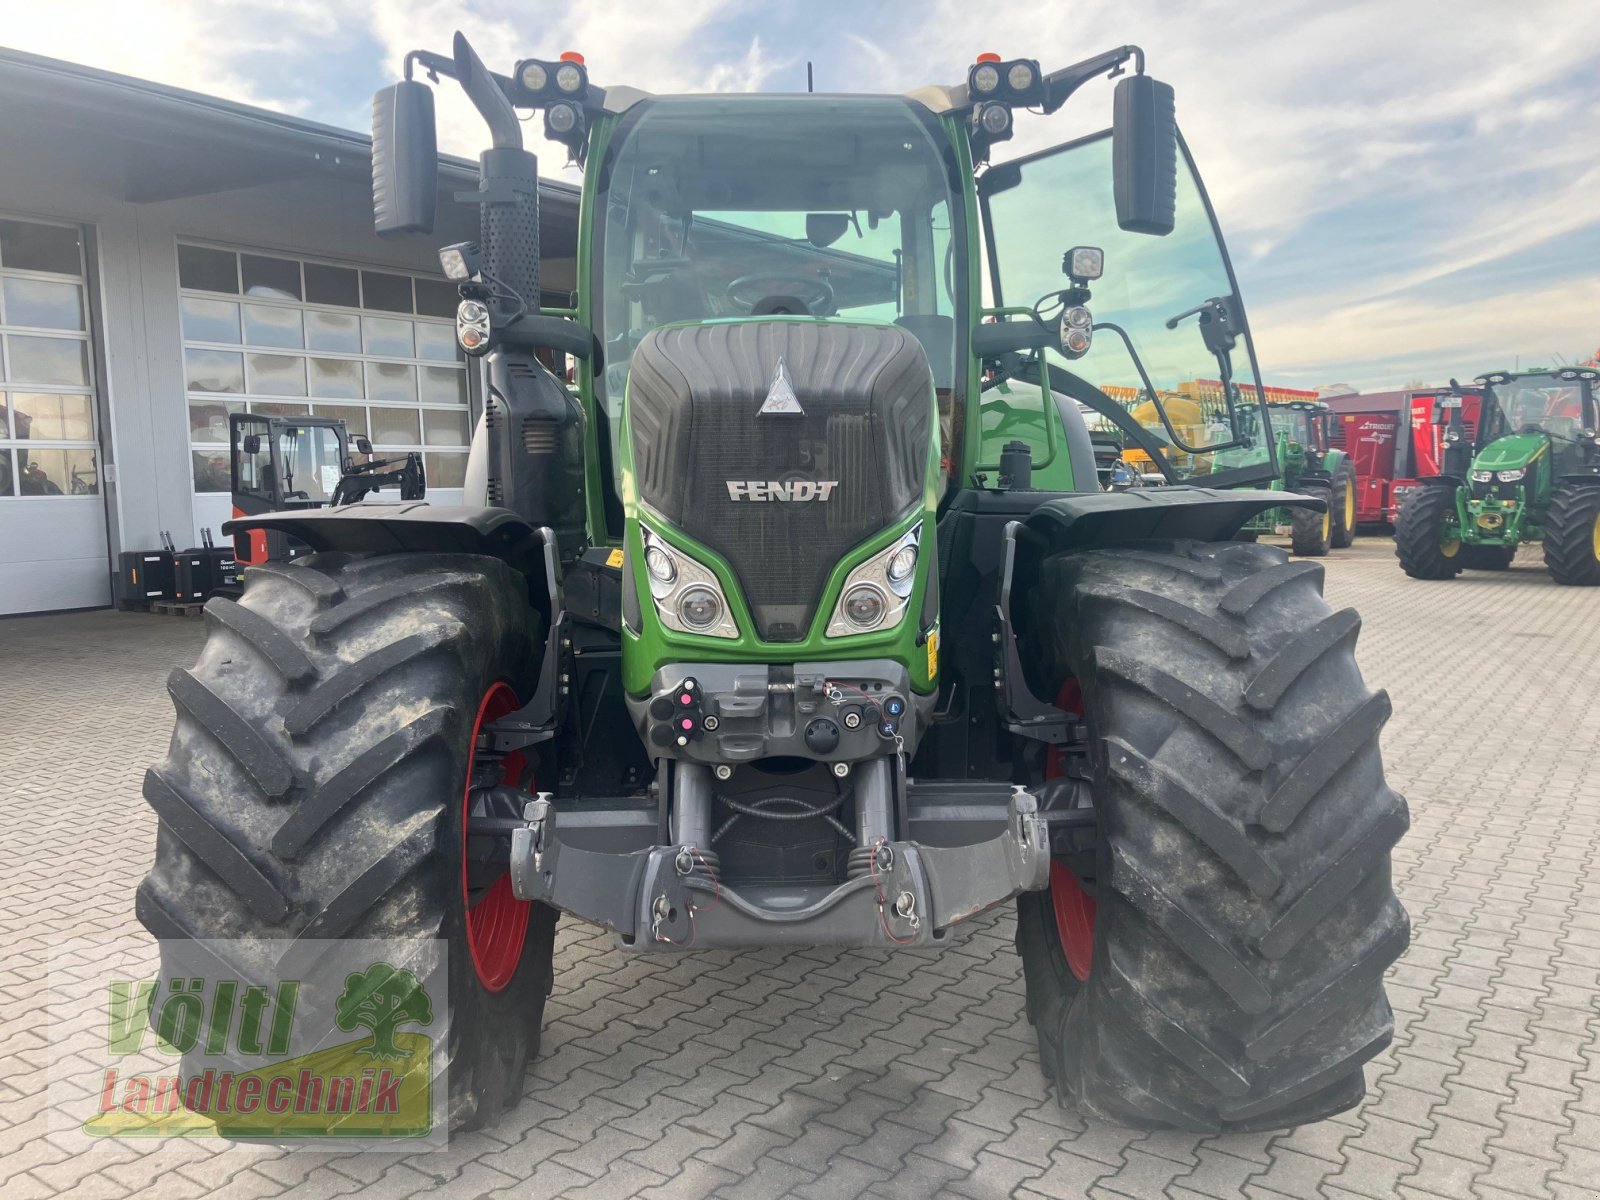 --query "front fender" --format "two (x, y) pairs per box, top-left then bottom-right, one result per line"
(222, 503), (543, 571)
(1022, 486), (1323, 554)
